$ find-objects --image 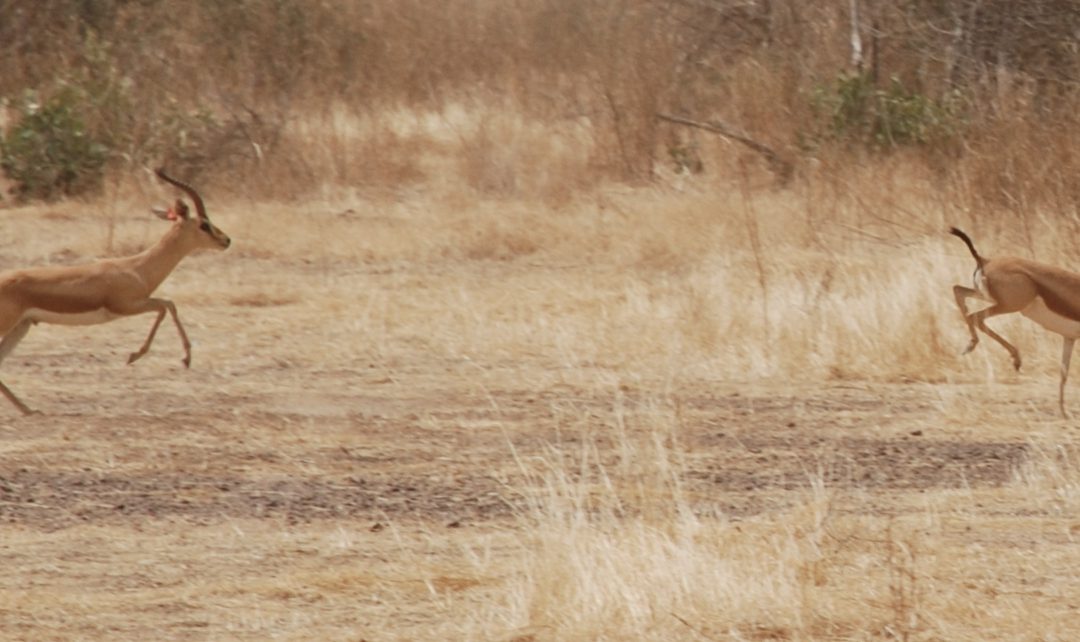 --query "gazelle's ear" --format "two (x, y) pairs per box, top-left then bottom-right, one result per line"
(152, 199), (190, 221)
